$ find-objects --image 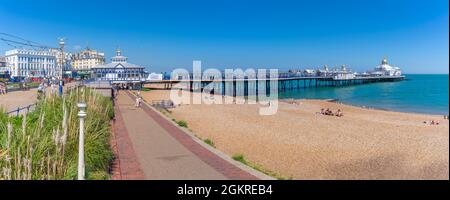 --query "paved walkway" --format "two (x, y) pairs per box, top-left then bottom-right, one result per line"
(114, 91), (259, 180)
(0, 88), (37, 114)
(0, 81), (80, 115)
